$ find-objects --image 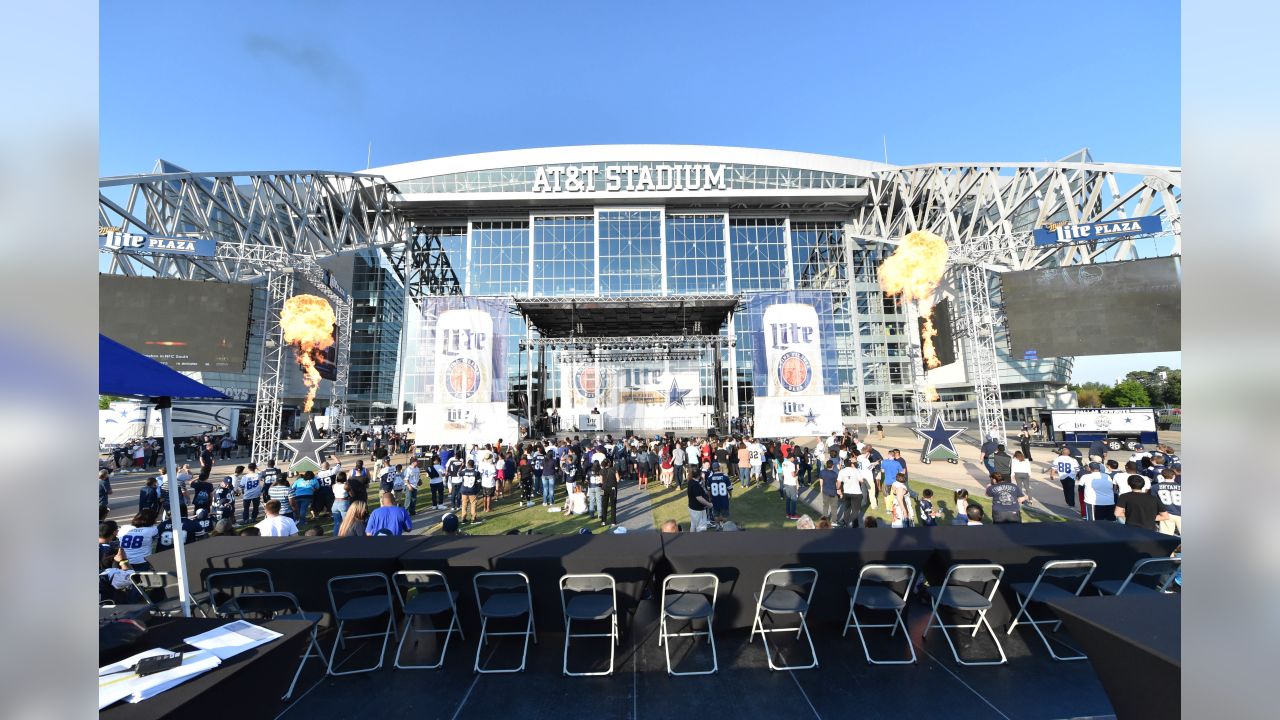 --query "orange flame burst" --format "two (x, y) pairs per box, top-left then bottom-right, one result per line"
(879, 230), (949, 371)
(281, 294), (336, 412)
